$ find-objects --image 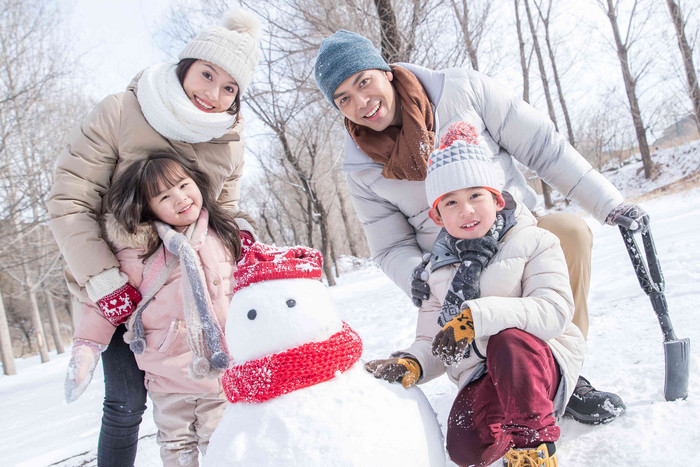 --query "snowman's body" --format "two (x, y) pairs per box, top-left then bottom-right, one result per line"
(204, 277), (446, 466)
